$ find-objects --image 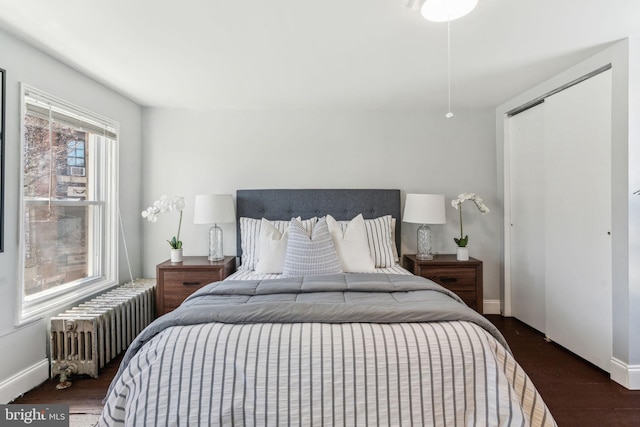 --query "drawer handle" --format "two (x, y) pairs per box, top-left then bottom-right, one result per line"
(438, 277), (457, 283)
(183, 281), (201, 286)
